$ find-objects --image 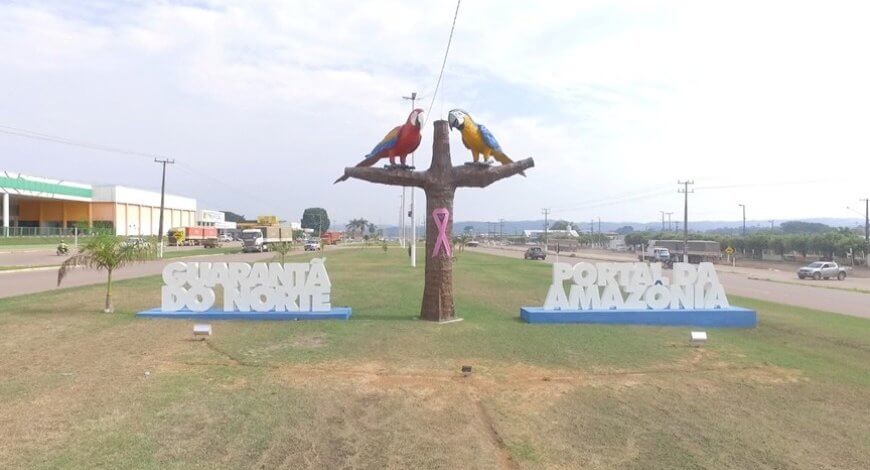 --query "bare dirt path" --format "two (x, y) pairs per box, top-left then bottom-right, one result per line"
(471, 246), (870, 320)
